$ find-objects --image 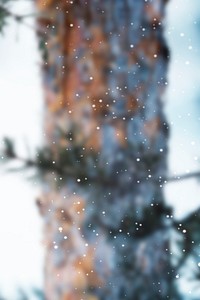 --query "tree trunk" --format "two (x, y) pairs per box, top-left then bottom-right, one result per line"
(36, 1), (171, 299)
